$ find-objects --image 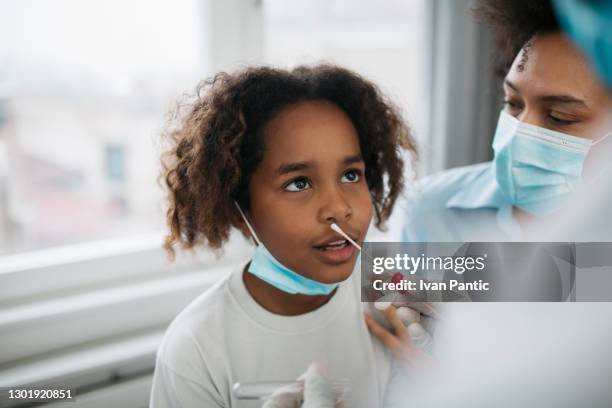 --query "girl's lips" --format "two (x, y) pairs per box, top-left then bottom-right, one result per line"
(314, 232), (359, 248)
(313, 242), (356, 265)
